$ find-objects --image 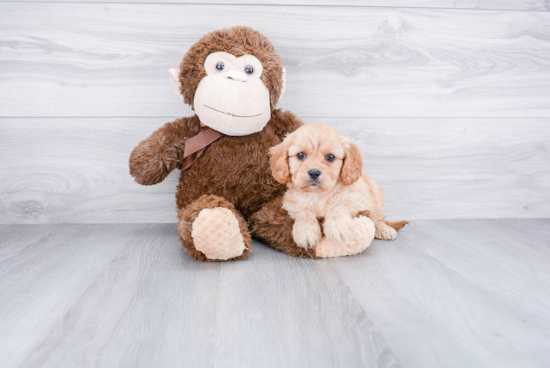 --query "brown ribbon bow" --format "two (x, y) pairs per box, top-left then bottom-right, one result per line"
(180, 125), (224, 171)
